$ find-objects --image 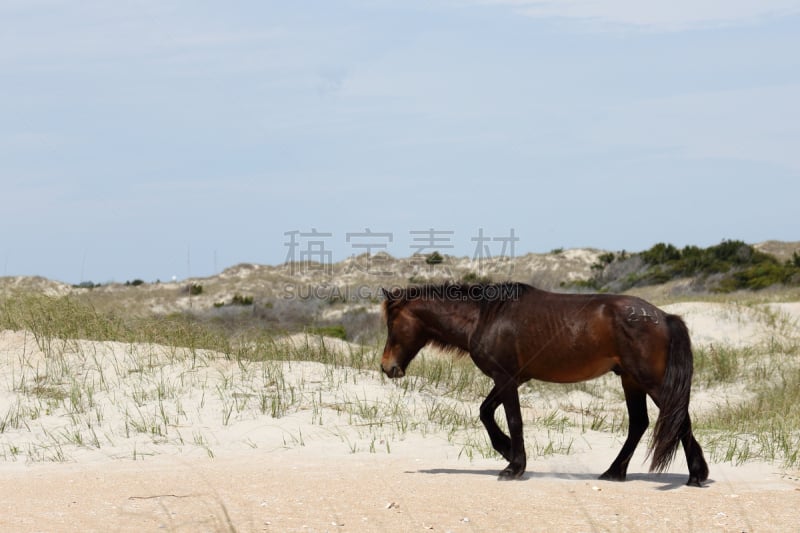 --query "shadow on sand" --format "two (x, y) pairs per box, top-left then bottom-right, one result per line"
(412, 468), (714, 491)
